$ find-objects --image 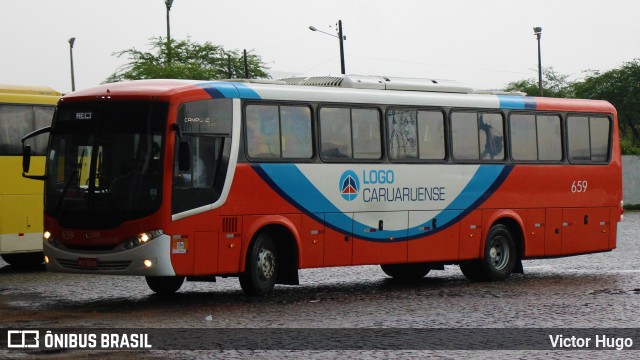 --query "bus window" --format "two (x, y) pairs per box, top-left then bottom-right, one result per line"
(566, 115), (610, 162)
(246, 105), (280, 158)
(418, 110), (445, 160)
(0, 105), (32, 155)
(173, 99), (232, 215)
(280, 106), (313, 159)
(478, 113), (504, 161)
(567, 116), (591, 161)
(320, 107), (381, 161)
(388, 109), (445, 161)
(510, 114), (537, 161)
(590, 116), (610, 161)
(537, 115), (562, 161)
(388, 109), (417, 159)
(510, 113), (562, 162)
(245, 104), (313, 160)
(320, 107), (352, 159)
(352, 108), (381, 159)
(451, 111), (504, 162)
(451, 112), (480, 161)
